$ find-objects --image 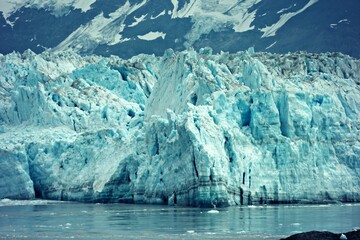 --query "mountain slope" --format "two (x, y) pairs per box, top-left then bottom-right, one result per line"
(0, 0), (359, 58)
